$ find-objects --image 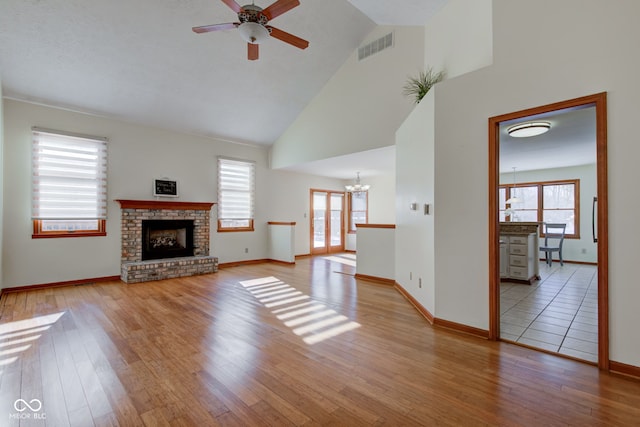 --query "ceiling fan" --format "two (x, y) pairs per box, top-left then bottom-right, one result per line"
(192, 0), (309, 61)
